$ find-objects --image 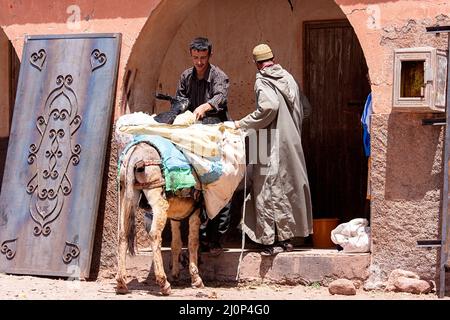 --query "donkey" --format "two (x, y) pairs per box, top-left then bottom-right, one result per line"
(115, 94), (204, 295)
(116, 143), (204, 295)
